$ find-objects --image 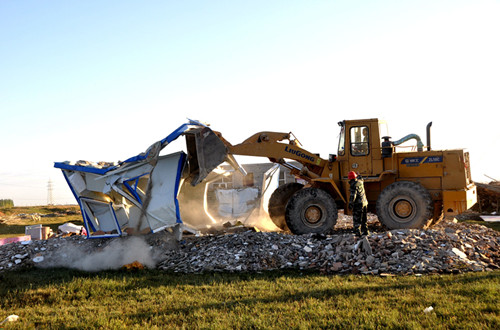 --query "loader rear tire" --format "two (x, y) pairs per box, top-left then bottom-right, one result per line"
(285, 187), (337, 235)
(268, 183), (304, 231)
(376, 181), (433, 229)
